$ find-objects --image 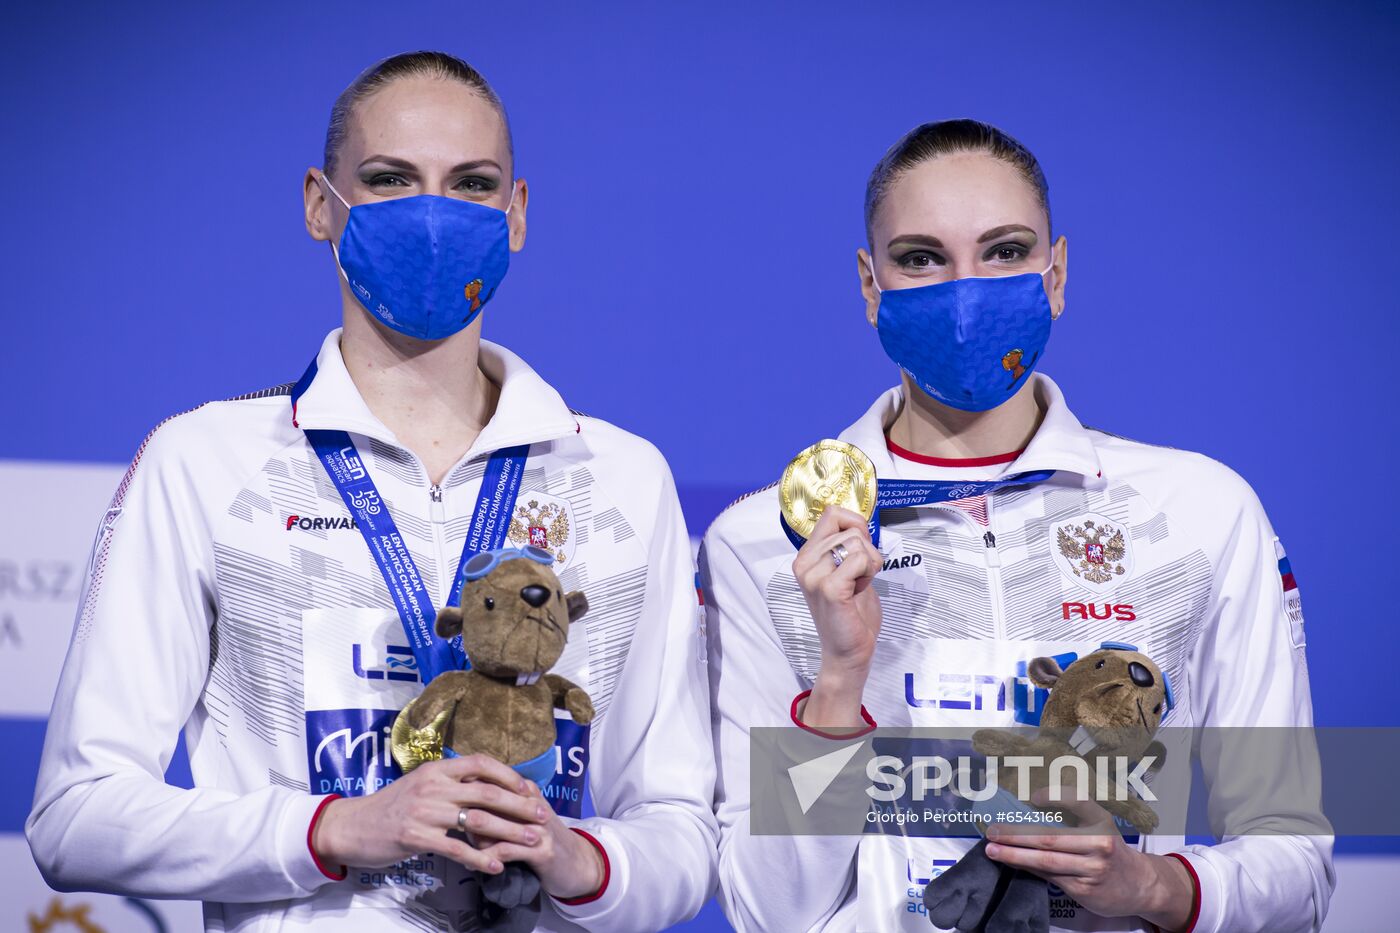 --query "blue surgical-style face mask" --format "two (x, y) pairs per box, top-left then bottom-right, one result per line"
(321, 175), (514, 341)
(868, 256), (1057, 412)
